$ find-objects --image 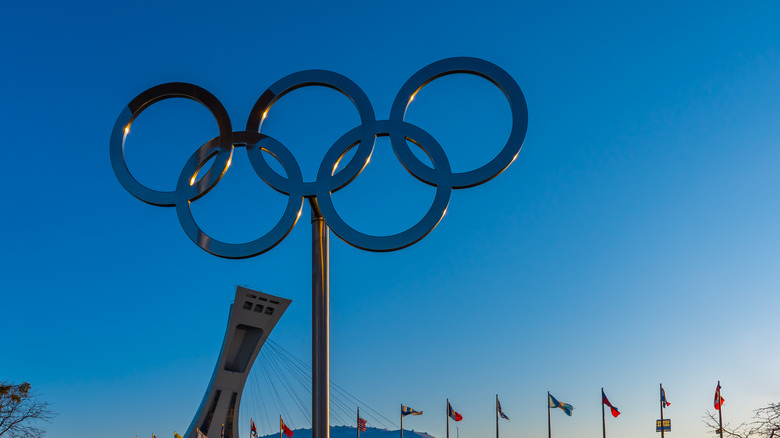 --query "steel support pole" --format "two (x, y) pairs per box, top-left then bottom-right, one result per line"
(312, 205), (330, 438)
(446, 399), (450, 438)
(718, 381), (724, 438)
(495, 394), (499, 438)
(660, 384), (665, 438)
(400, 407), (404, 438)
(547, 392), (552, 438)
(602, 388), (606, 438)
